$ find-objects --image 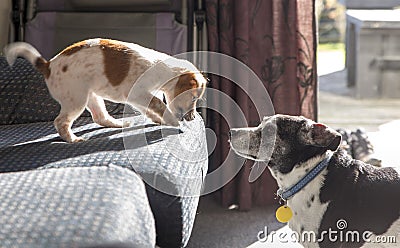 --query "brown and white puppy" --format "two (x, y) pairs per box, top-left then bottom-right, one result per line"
(230, 114), (400, 248)
(4, 39), (206, 143)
